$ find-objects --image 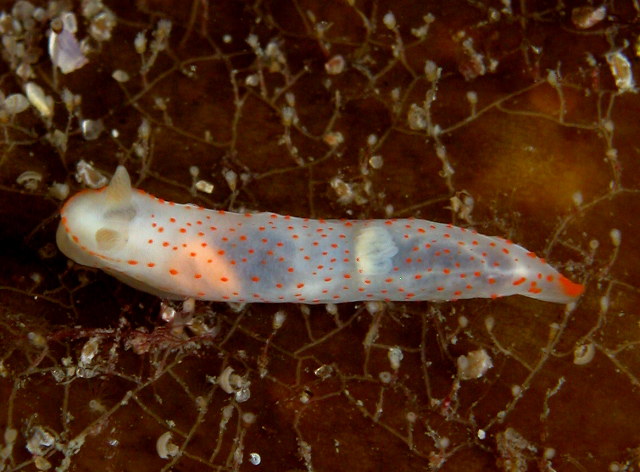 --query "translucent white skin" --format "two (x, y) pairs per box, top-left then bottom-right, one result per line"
(57, 167), (584, 304)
